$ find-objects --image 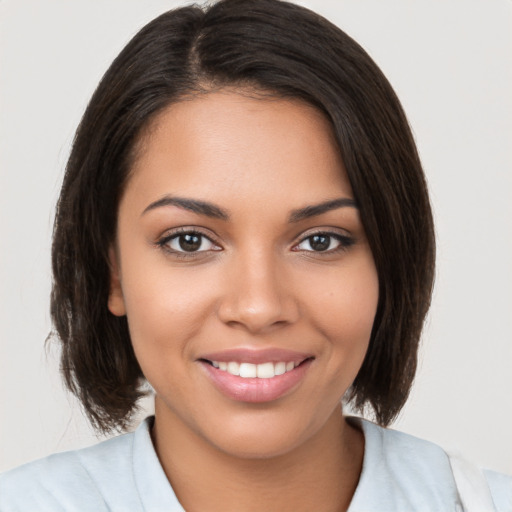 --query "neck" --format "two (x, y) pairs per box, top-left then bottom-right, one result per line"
(151, 400), (364, 512)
